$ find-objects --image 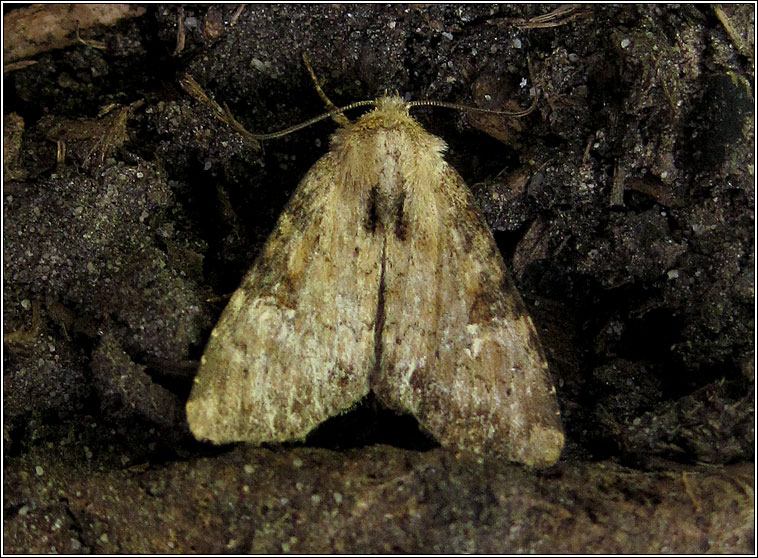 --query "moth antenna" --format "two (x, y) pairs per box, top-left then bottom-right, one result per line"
(249, 100), (376, 140)
(410, 55), (539, 118)
(408, 91), (538, 118)
(180, 72), (375, 142)
(266, 89), (538, 141)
